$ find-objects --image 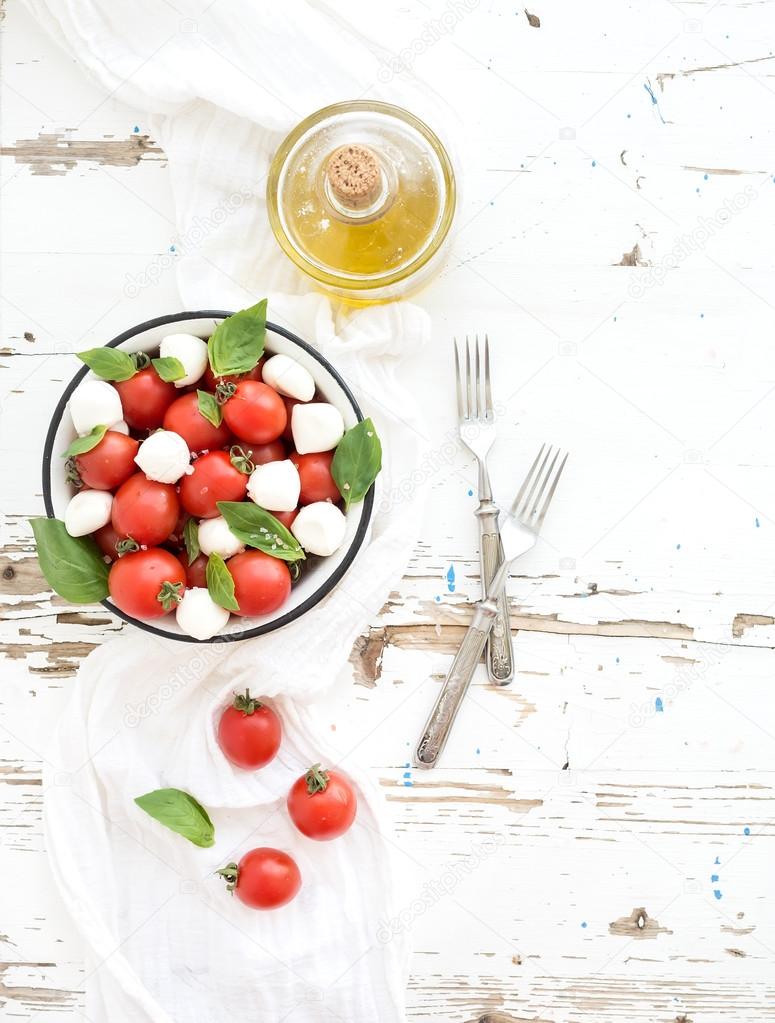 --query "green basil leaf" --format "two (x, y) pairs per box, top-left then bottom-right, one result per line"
(61, 424), (108, 459)
(29, 517), (110, 603)
(208, 300), (266, 376)
(206, 552), (239, 611)
(134, 788), (215, 848)
(183, 518), (200, 566)
(331, 418), (382, 509)
(196, 389), (223, 428)
(77, 347), (136, 382)
(217, 501), (305, 562)
(152, 356), (186, 382)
